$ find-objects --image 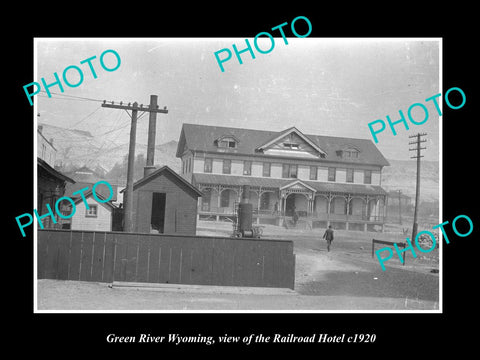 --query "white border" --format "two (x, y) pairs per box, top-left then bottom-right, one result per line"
(33, 37), (443, 314)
